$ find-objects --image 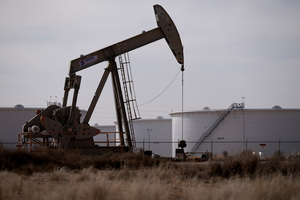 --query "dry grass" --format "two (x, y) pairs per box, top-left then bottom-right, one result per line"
(0, 147), (160, 174)
(1, 148), (300, 200)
